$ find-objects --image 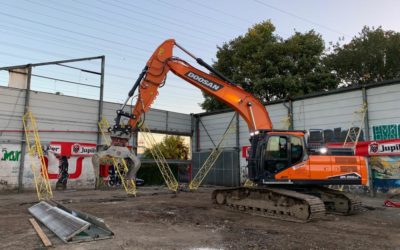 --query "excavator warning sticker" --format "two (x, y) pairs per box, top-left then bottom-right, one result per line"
(328, 172), (361, 180)
(185, 72), (223, 91)
(292, 163), (305, 170)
